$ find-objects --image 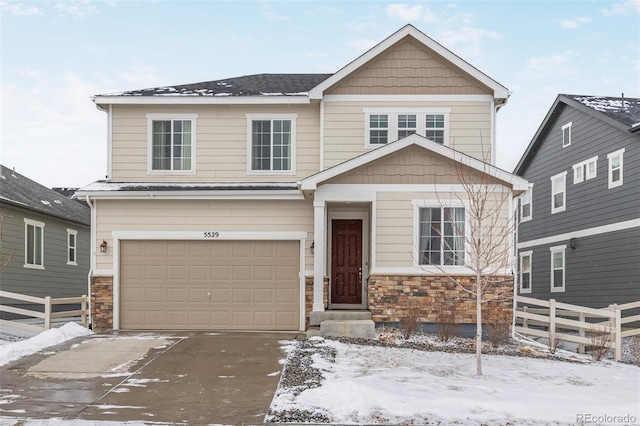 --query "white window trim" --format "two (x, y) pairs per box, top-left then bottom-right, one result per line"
(607, 148), (625, 189)
(246, 113), (297, 176)
(519, 250), (532, 294)
(412, 199), (469, 272)
(67, 228), (78, 266)
(550, 245), (566, 293)
(146, 113), (198, 176)
(572, 156), (598, 184)
(562, 122), (572, 147)
(550, 171), (567, 214)
(363, 108), (451, 148)
(520, 186), (533, 222)
(24, 218), (45, 270)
